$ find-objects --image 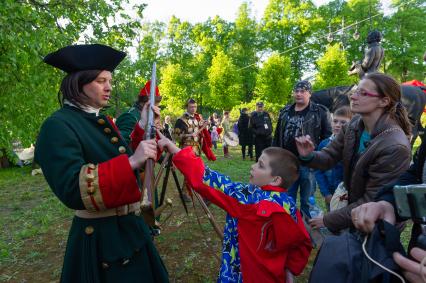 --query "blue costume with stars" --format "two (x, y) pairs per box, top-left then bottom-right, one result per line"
(173, 147), (312, 283)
